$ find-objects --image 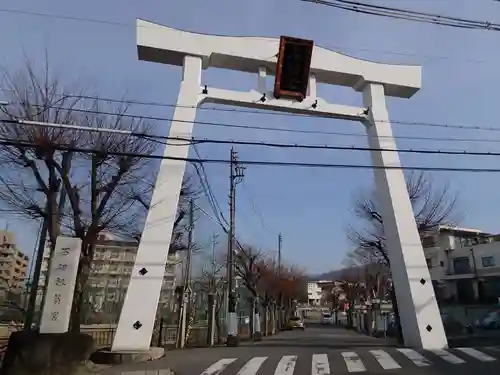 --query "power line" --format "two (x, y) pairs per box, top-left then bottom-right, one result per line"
(160, 136), (500, 157)
(6, 118), (500, 157)
(241, 182), (276, 236)
(0, 7), (494, 65)
(191, 143), (230, 227)
(39, 97), (500, 133)
(1, 137), (499, 173)
(303, 0), (500, 31)
(6, 101), (500, 145)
